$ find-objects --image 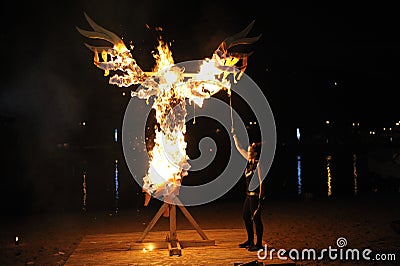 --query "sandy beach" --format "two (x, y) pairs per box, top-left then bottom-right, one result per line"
(1, 192), (399, 266)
